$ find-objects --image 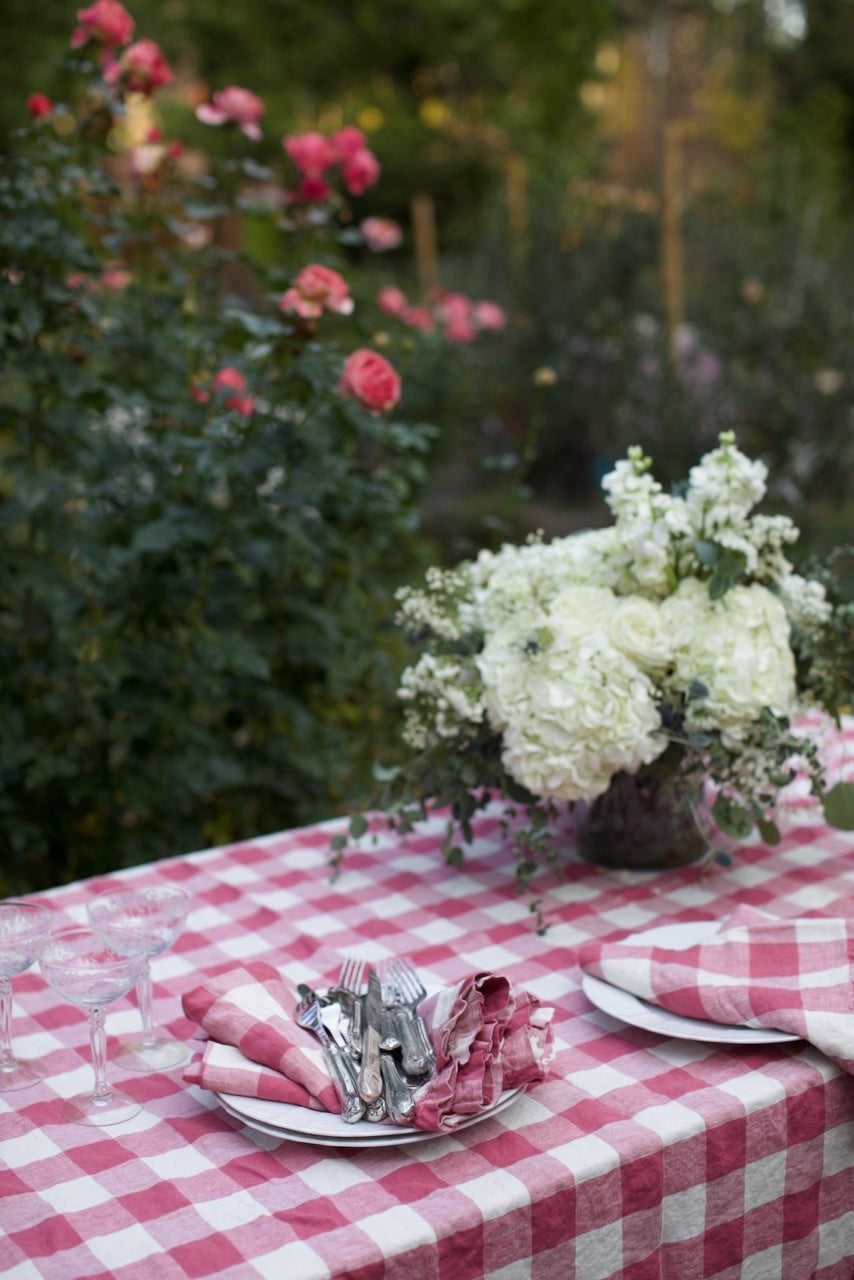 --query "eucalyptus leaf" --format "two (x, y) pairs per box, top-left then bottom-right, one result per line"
(822, 781), (854, 830)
